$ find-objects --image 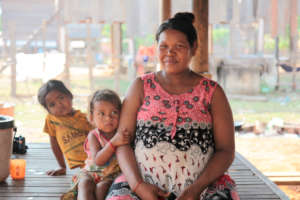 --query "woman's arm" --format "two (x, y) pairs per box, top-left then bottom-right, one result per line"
(116, 77), (169, 199)
(47, 136), (67, 176)
(116, 78), (144, 189)
(178, 85), (235, 199)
